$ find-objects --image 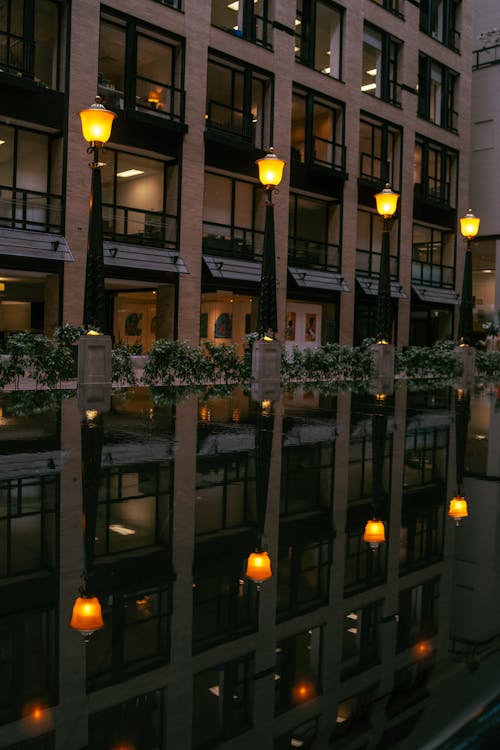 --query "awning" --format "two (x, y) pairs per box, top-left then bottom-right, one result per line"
(289, 266), (350, 292)
(0, 229), (74, 261)
(203, 254), (262, 282)
(104, 241), (188, 273)
(412, 284), (460, 305)
(356, 275), (407, 299)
